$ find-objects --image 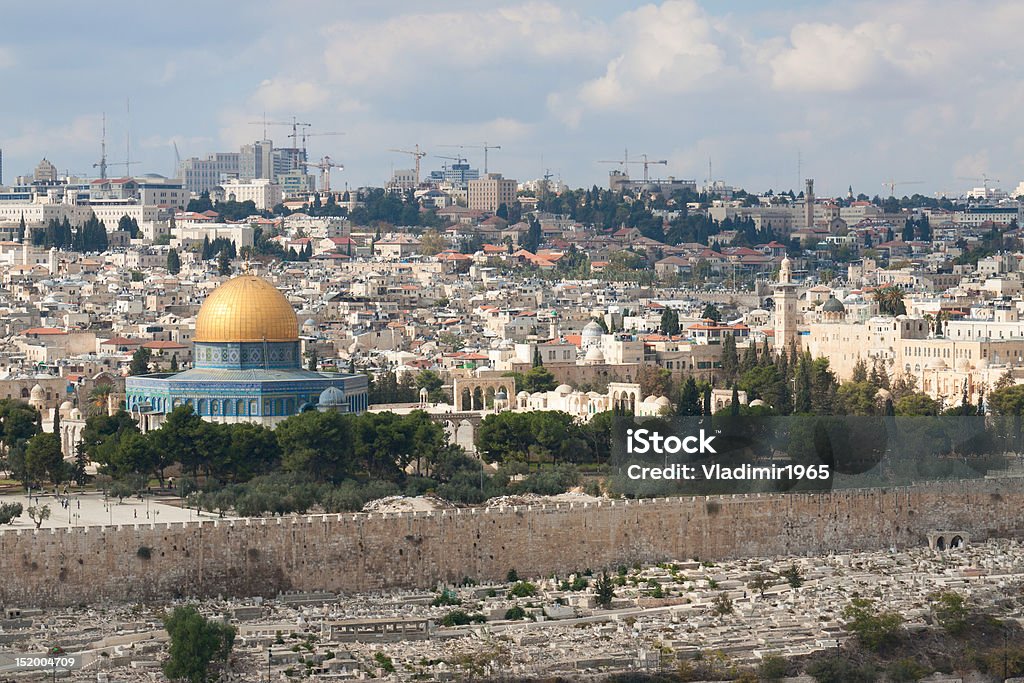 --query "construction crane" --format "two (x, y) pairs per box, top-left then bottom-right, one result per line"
(438, 142), (501, 174)
(299, 130), (345, 163)
(957, 174), (1001, 194)
(597, 151), (667, 183)
(882, 179), (924, 197)
(387, 145), (427, 186)
(304, 156), (343, 193)
(435, 154), (468, 172)
(248, 116), (311, 150)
